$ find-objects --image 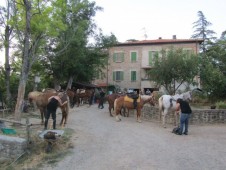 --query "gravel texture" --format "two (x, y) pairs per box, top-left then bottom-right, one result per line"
(43, 103), (226, 170)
